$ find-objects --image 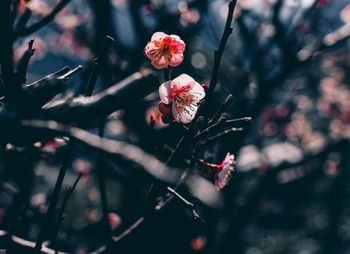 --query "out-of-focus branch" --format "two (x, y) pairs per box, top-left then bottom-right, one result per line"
(20, 119), (221, 207)
(14, 0), (72, 39)
(25, 78), (67, 109)
(272, 0), (293, 58)
(207, 0), (237, 96)
(297, 24), (350, 62)
(44, 70), (159, 127)
(14, 8), (32, 32)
